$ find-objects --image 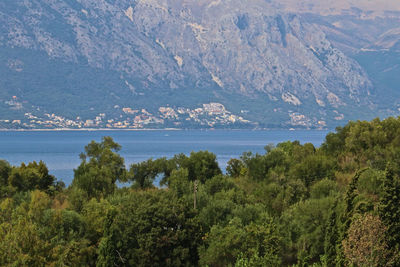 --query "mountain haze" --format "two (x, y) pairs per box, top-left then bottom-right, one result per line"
(1, 0), (399, 129)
